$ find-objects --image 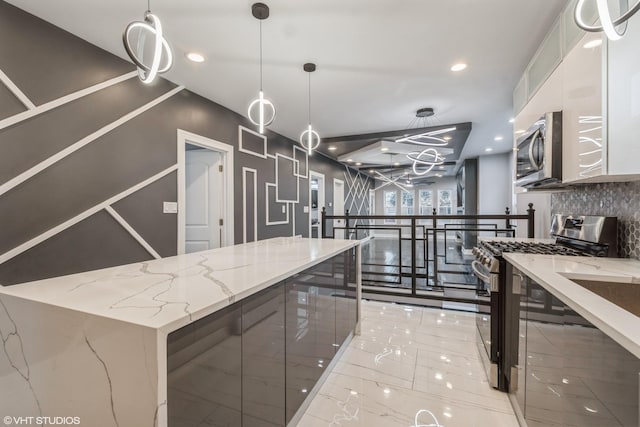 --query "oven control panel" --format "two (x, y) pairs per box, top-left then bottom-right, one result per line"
(472, 247), (500, 273)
